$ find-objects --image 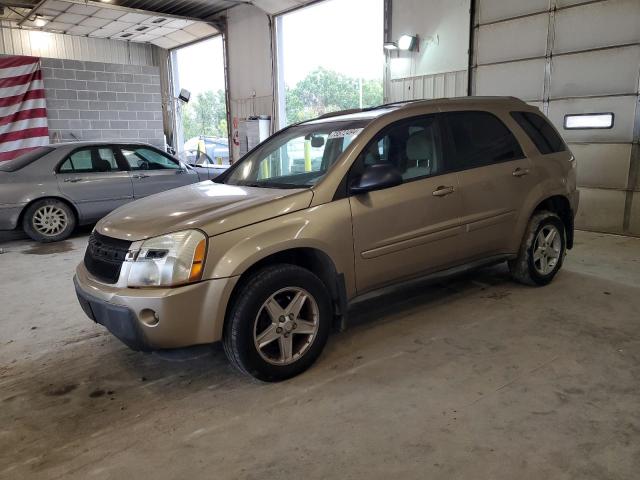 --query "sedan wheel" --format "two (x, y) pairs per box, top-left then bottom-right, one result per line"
(32, 205), (68, 237)
(22, 199), (76, 242)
